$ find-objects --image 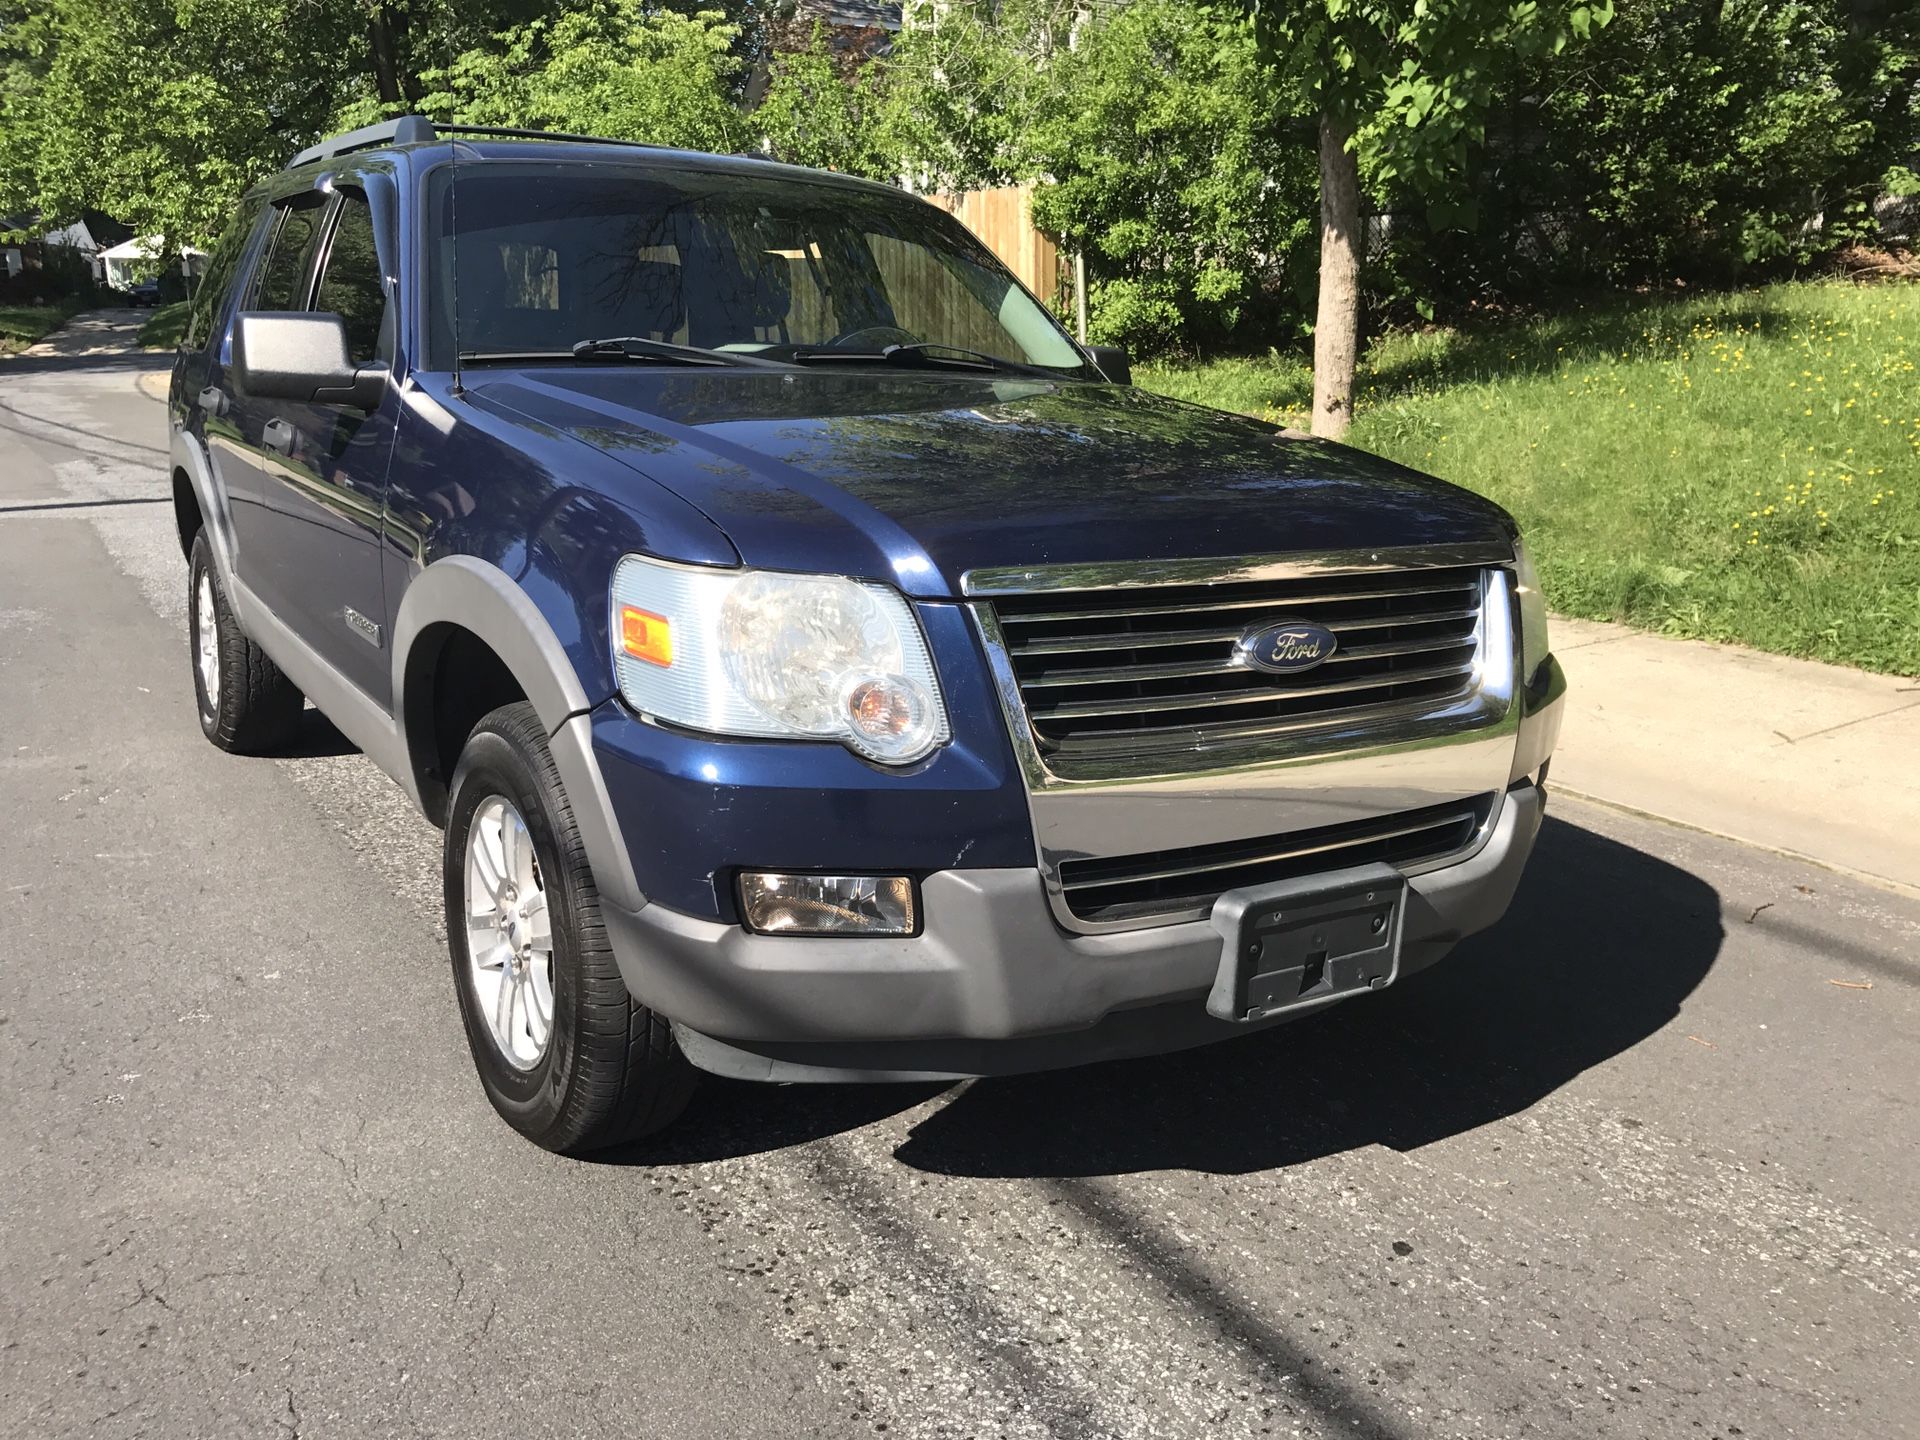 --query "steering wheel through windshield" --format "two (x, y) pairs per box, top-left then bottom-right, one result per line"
(827, 325), (919, 350)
